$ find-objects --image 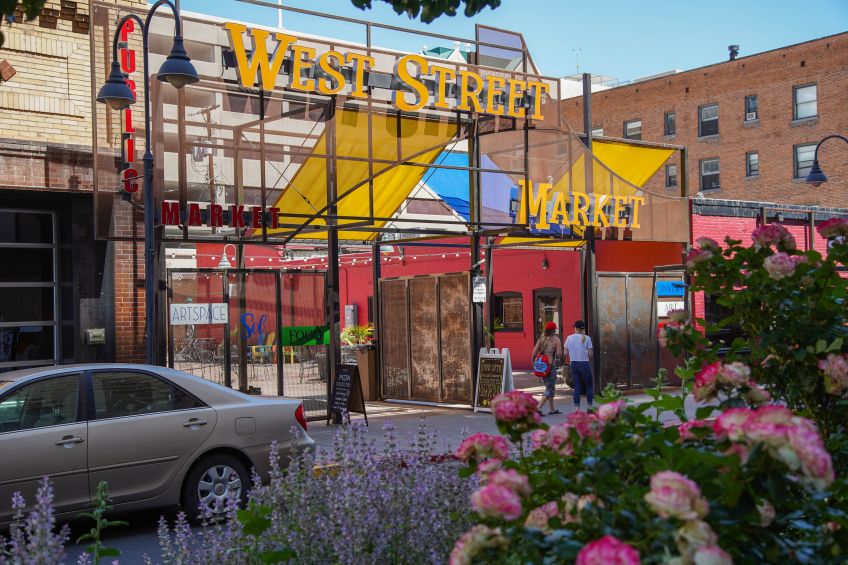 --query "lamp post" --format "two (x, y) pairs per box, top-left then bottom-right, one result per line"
(804, 134), (848, 188)
(96, 1), (199, 365)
